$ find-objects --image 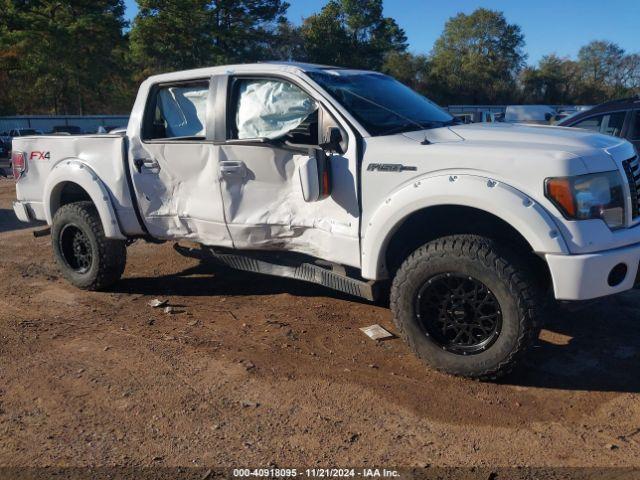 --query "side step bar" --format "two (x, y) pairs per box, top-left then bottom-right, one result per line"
(174, 243), (376, 301)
